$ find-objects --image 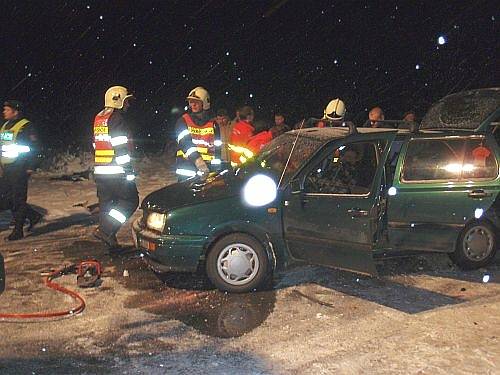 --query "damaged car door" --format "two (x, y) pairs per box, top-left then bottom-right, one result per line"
(282, 131), (397, 275)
